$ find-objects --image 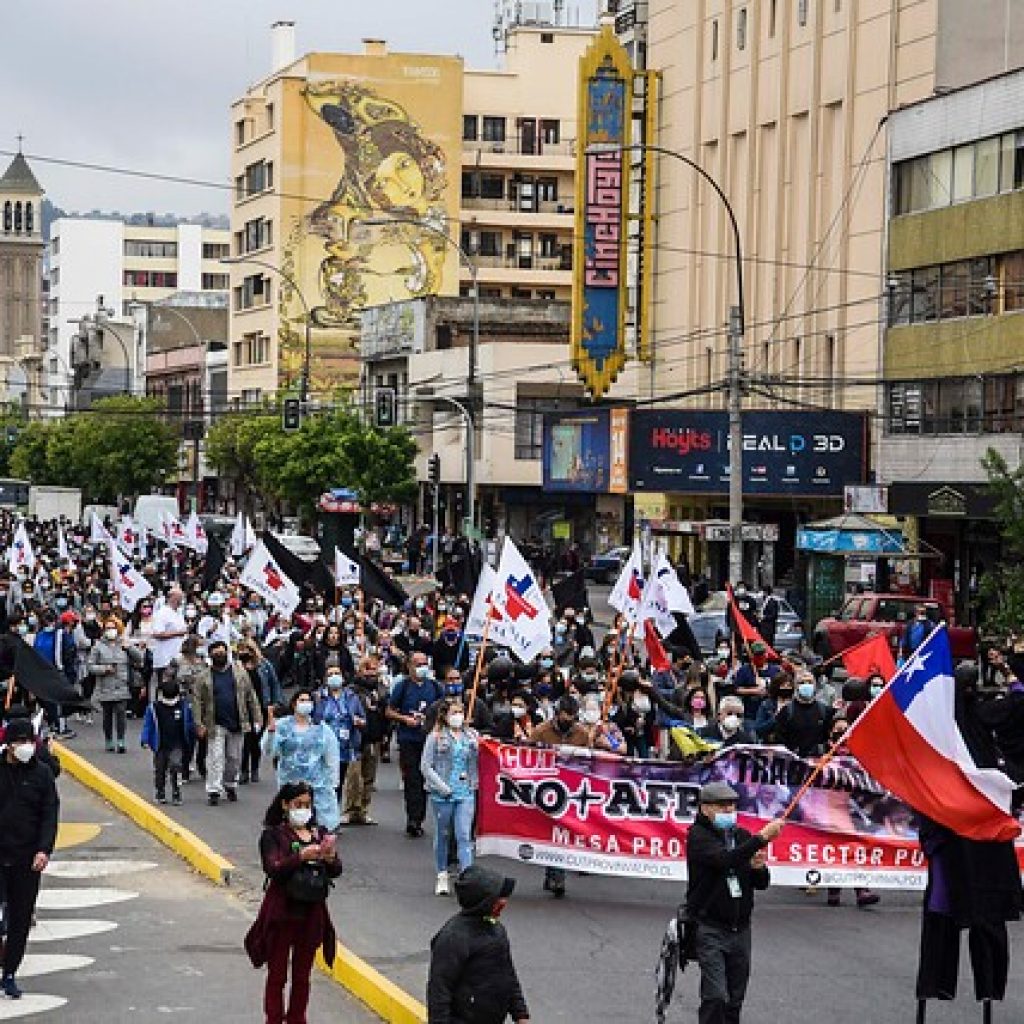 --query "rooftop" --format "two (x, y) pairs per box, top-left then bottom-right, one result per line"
(0, 152), (43, 196)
